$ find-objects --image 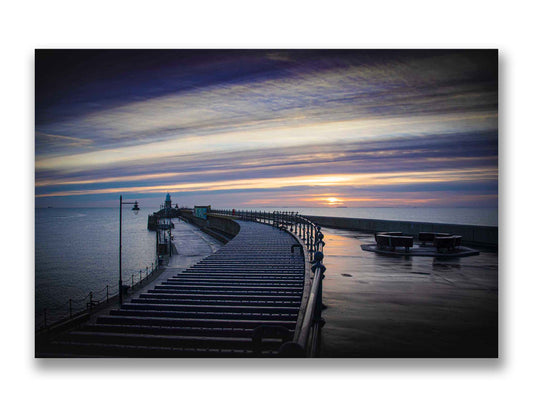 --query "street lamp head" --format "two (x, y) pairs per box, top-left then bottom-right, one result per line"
(132, 201), (140, 214)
